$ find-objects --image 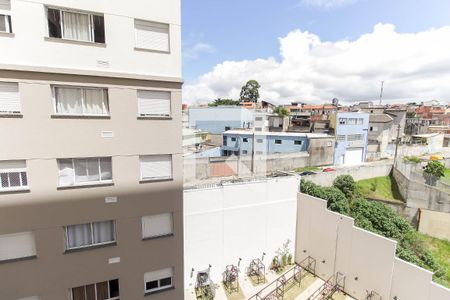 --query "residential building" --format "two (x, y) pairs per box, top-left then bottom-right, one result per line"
(329, 112), (369, 165)
(0, 1), (183, 299)
(367, 114), (394, 159)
